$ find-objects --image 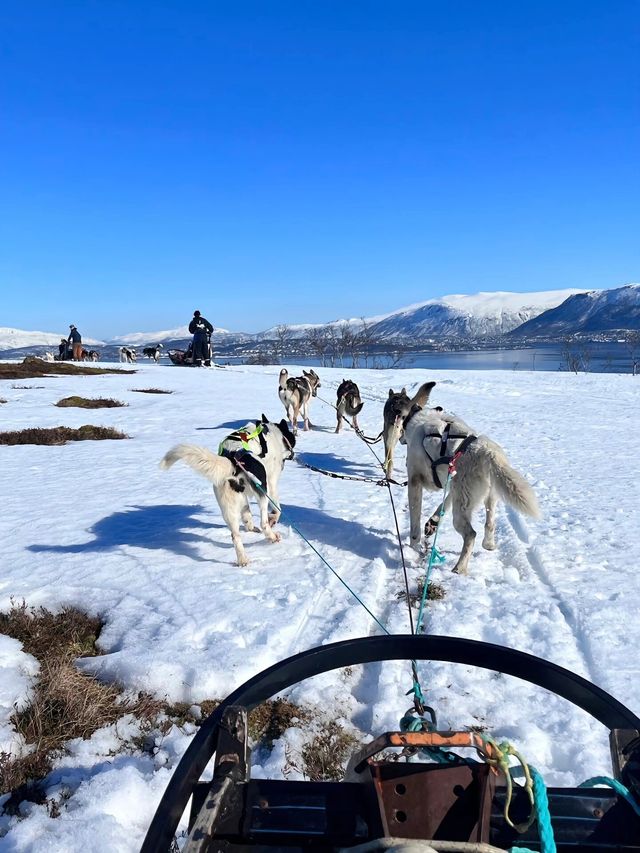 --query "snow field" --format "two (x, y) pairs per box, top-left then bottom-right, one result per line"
(0, 362), (639, 850)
